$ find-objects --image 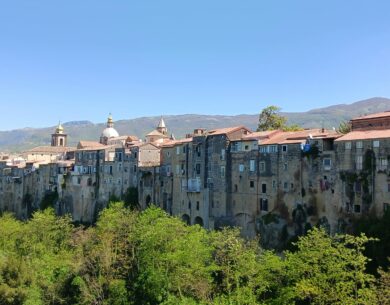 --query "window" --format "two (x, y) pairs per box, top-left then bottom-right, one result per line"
(262, 183), (266, 194)
(345, 142), (352, 149)
(373, 140), (380, 148)
(244, 145), (249, 151)
(384, 203), (390, 213)
(272, 180), (276, 189)
(356, 155), (363, 170)
(378, 158), (388, 171)
(355, 181), (361, 193)
(354, 204), (361, 213)
(234, 184), (238, 192)
(195, 163), (201, 175)
(259, 146), (267, 153)
(260, 198), (268, 211)
(259, 162), (266, 173)
(220, 166), (225, 177)
(196, 201), (200, 210)
(283, 182), (288, 190)
(239, 164), (244, 172)
(250, 180), (255, 188)
(356, 141), (363, 149)
(282, 145), (288, 152)
(176, 164), (180, 175)
(166, 151), (171, 157)
(176, 147), (180, 155)
(323, 158), (332, 170)
(221, 149), (225, 160)
(196, 145), (201, 157)
(268, 145), (278, 153)
(283, 163), (288, 171)
(188, 201), (191, 209)
(249, 160), (255, 172)
(232, 142), (242, 152)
